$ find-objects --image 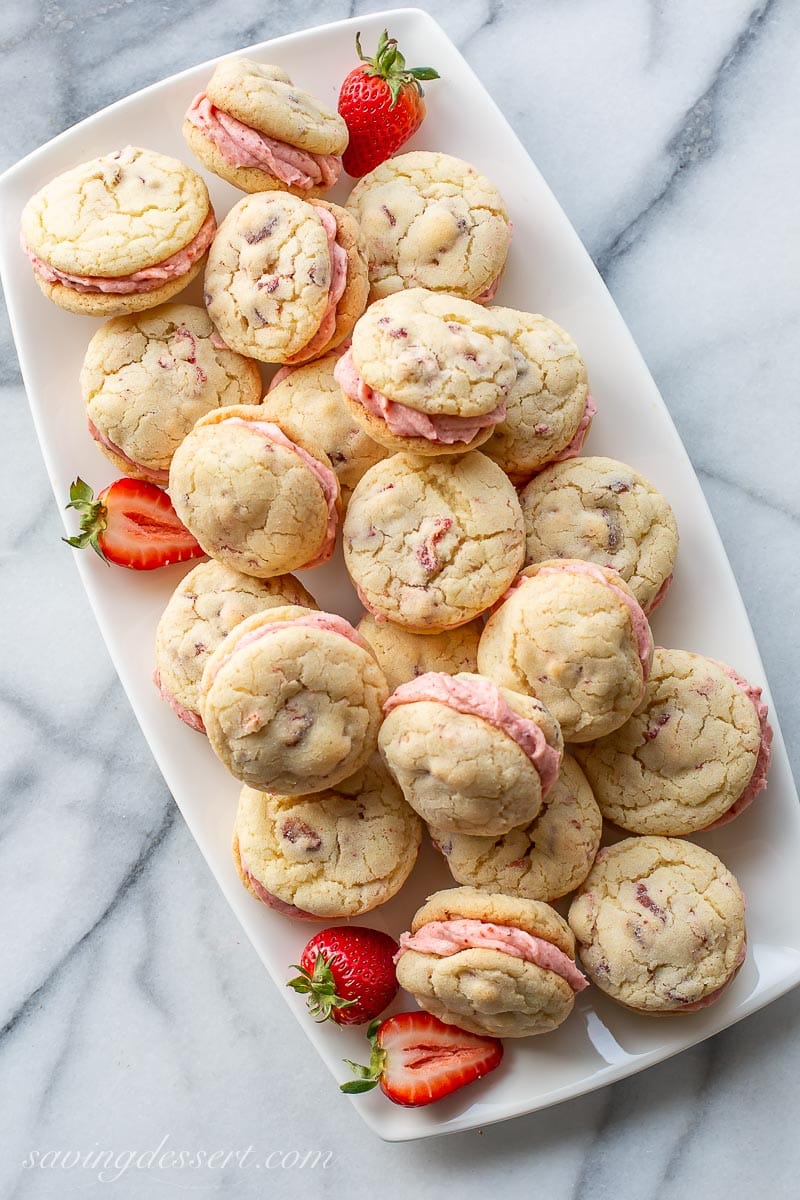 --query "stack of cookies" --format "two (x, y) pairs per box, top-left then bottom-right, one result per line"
(20, 56), (773, 1043)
